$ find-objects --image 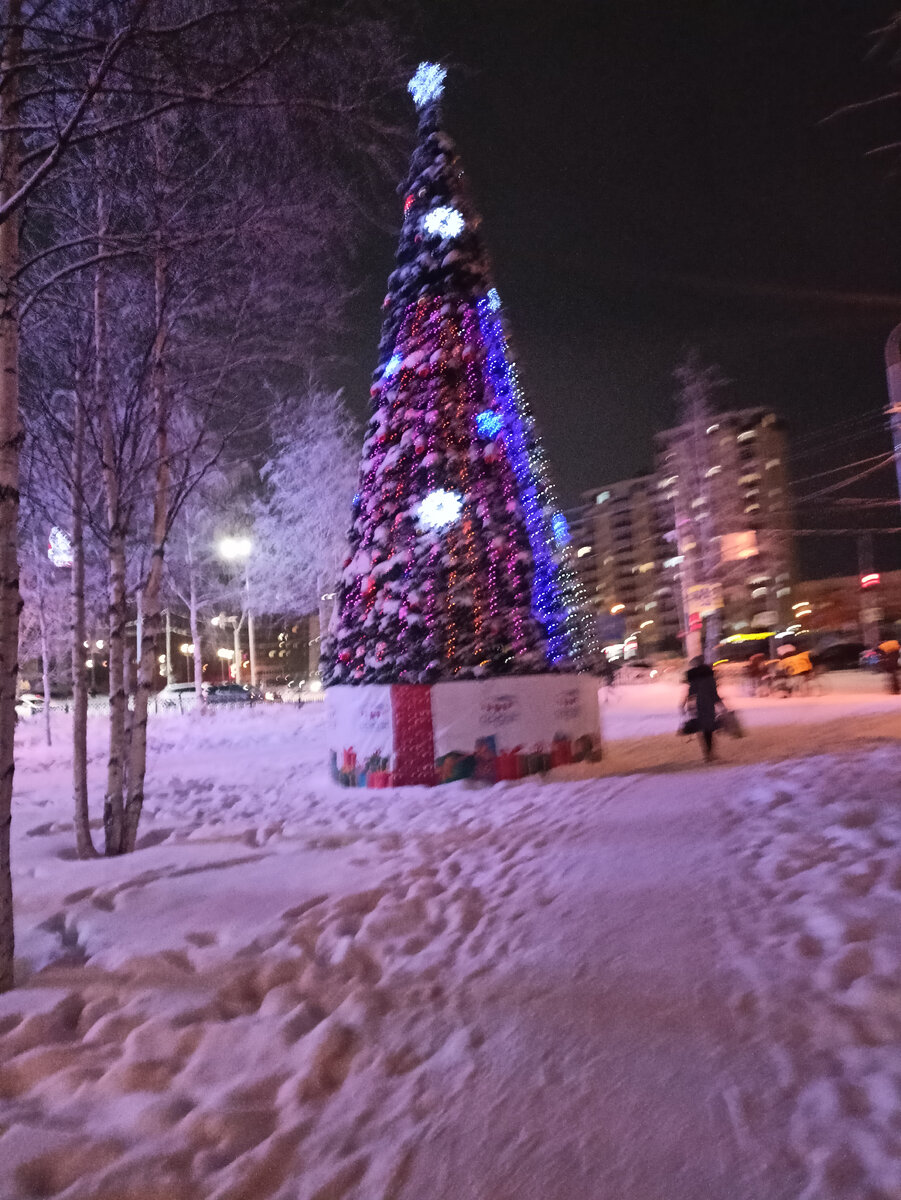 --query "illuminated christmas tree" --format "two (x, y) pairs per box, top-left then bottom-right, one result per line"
(322, 64), (594, 687)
